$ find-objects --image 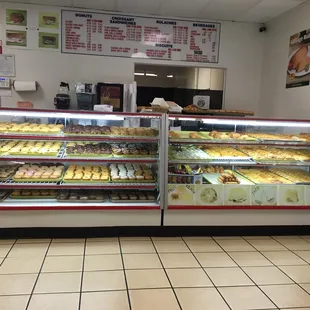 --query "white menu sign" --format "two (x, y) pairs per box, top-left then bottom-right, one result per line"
(61, 10), (220, 63)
